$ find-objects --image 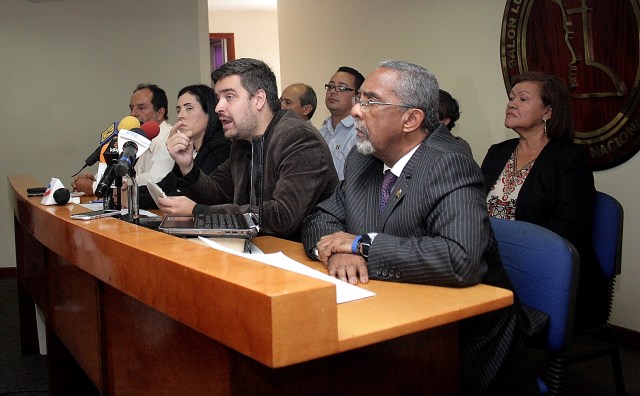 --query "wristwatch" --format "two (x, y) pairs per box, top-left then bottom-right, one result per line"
(357, 233), (372, 260)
